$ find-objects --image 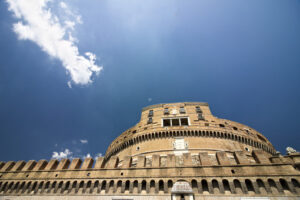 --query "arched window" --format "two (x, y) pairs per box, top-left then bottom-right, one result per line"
(71, 181), (77, 193)
(167, 180), (173, 193)
(150, 180), (155, 193)
(279, 179), (291, 193)
(222, 179), (231, 194)
(292, 179), (300, 188)
(158, 180), (164, 192)
(234, 179), (243, 194)
(256, 179), (267, 194)
(101, 180), (106, 192)
(108, 180), (114, 193)
(191, 179), (198, 193)
(116, 181), (122, 193)
(245, 179), (255, 194)
(201, 180), (209, 194)
(125, 180), (130, 192)
(94, 181), (99, 193)
(7, 182), (14, 193)
(12, 182), (20, 193)
(25, 182), (32, 193)
(86, 181), (92, 194)
(268, 179), (279, 194)
(133, 180), (138, 193)
(44, 181), (50, 193)
(64, 181), (70, 194)
(212, 179), (220, 194)
(31, 182), (38, 193)
(141, 180), (147, 192)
